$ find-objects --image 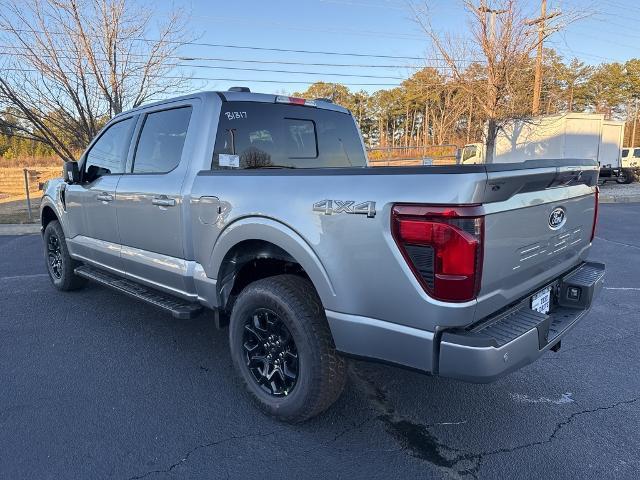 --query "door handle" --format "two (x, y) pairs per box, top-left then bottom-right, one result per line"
(96, 192), (113, 202)
(152, 196), (176, 207)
